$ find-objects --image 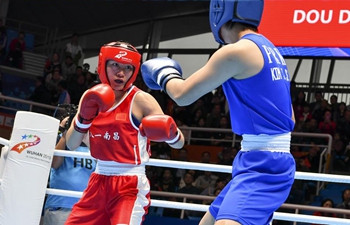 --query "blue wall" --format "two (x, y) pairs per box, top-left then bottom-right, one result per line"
(1, 72), (36, 113)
